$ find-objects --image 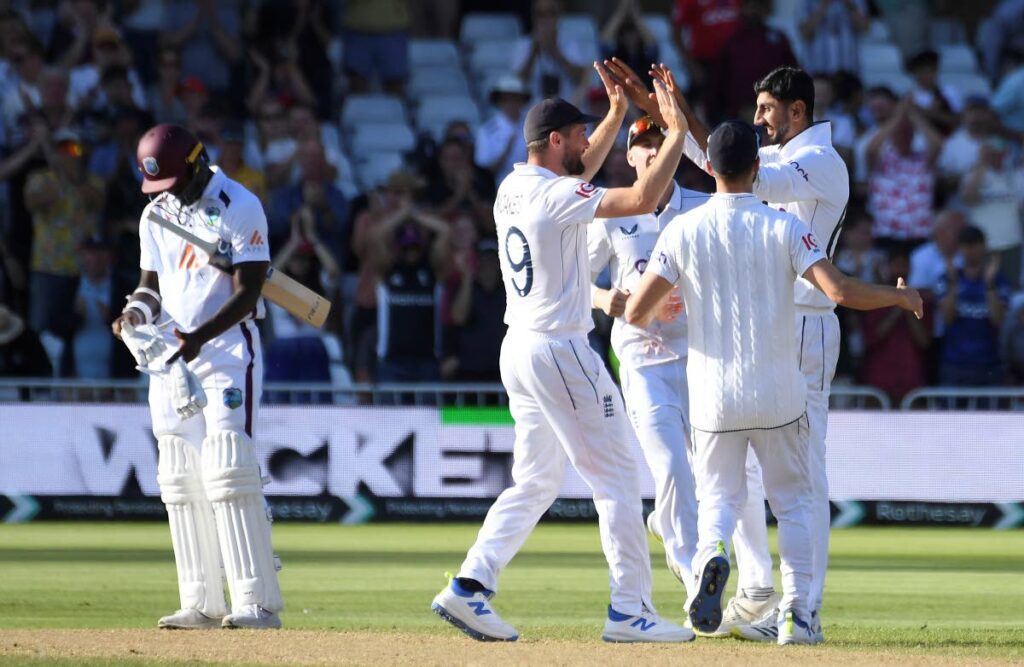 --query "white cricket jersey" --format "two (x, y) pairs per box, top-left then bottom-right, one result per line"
(648, 193), (825, 432)
(589, 182), (710, 368)
(139, 166), (270, 331)
(494, 163), (607, 336)
(684, 122), (849, 310)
